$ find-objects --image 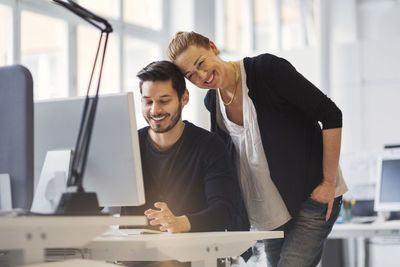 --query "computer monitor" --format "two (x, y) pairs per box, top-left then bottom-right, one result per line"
(374, 154), (400, 212)
(0, 65), (34, 211)
(33, 92), (145, 209)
